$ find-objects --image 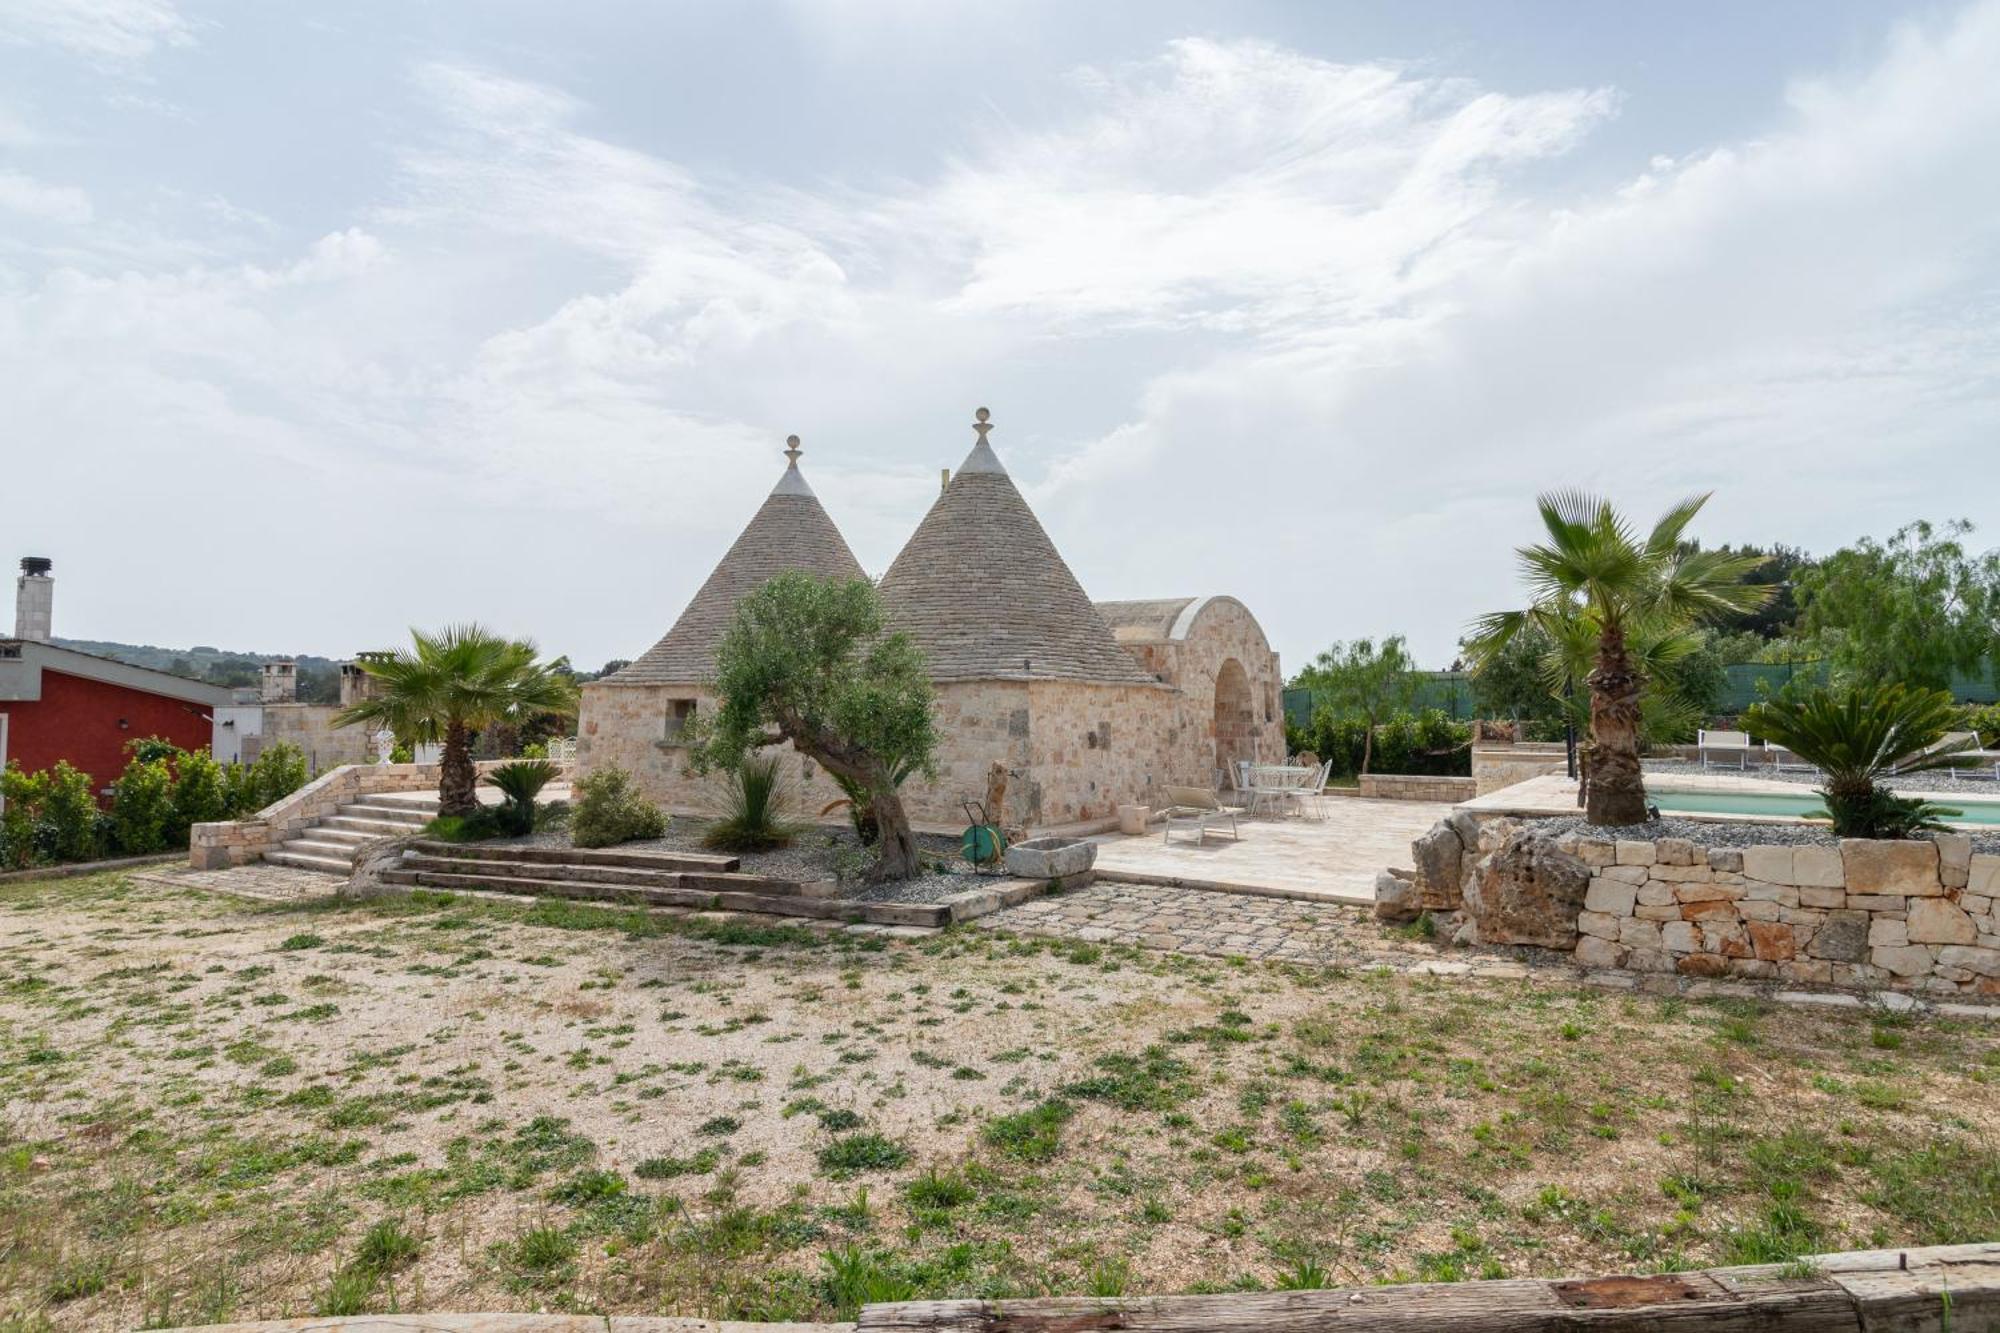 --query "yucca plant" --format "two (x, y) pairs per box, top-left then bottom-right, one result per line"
(818, 755), (921, 846)
(485, 758), (561, 836)
(702, 754), (795, 853)
(1742, 684), (1970, 839)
